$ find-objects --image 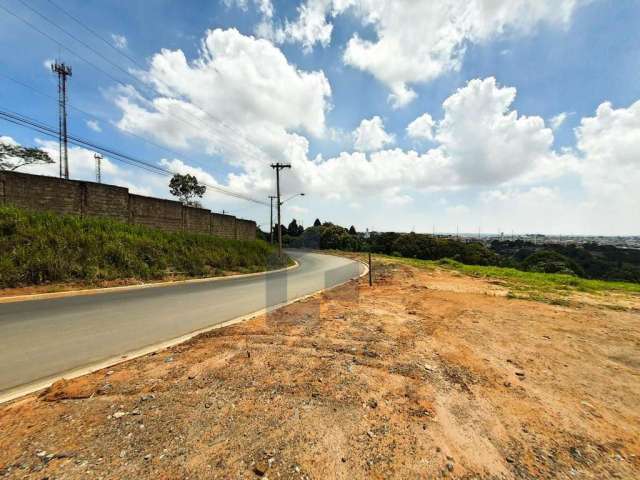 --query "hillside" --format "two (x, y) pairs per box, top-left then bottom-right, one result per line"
(0, 205), (283, 290)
